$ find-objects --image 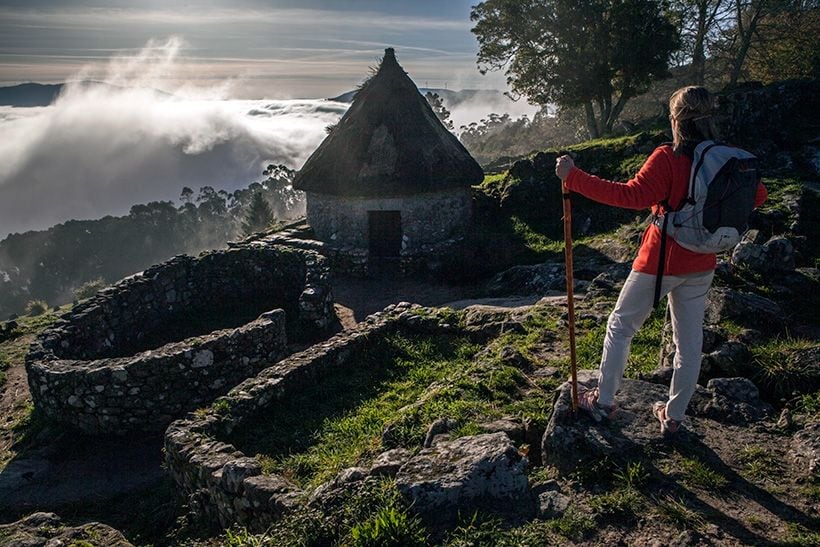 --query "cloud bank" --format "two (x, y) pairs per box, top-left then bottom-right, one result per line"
(0, 39), (347, 237)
